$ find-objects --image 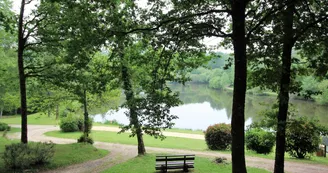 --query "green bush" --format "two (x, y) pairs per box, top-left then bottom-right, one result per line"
(0, 122), (10, 131)
(245, 128), (275, 154)
(205, 123), (232, 150)
(60, 116), (79, 132)
(286, 117), (321, 159)
(3, 142), (55, 169)
(60, 116), (93, 133)
(77, 133), (94, 144)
